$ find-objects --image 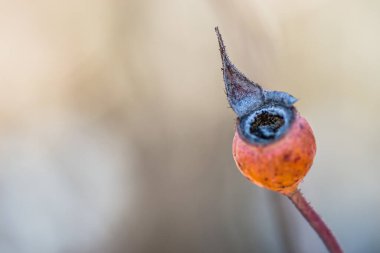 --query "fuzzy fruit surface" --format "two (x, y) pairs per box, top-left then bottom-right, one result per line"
(233, 112), (316, 195)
